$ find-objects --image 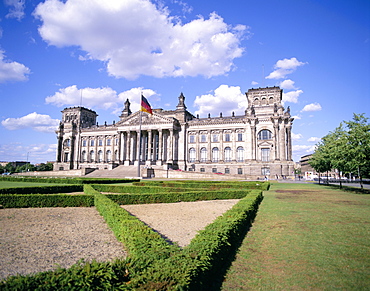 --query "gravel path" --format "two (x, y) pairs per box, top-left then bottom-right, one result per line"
(122, 199), (240, 247)
(0, 207), (126, 280)
(0, 200), (239, 280)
